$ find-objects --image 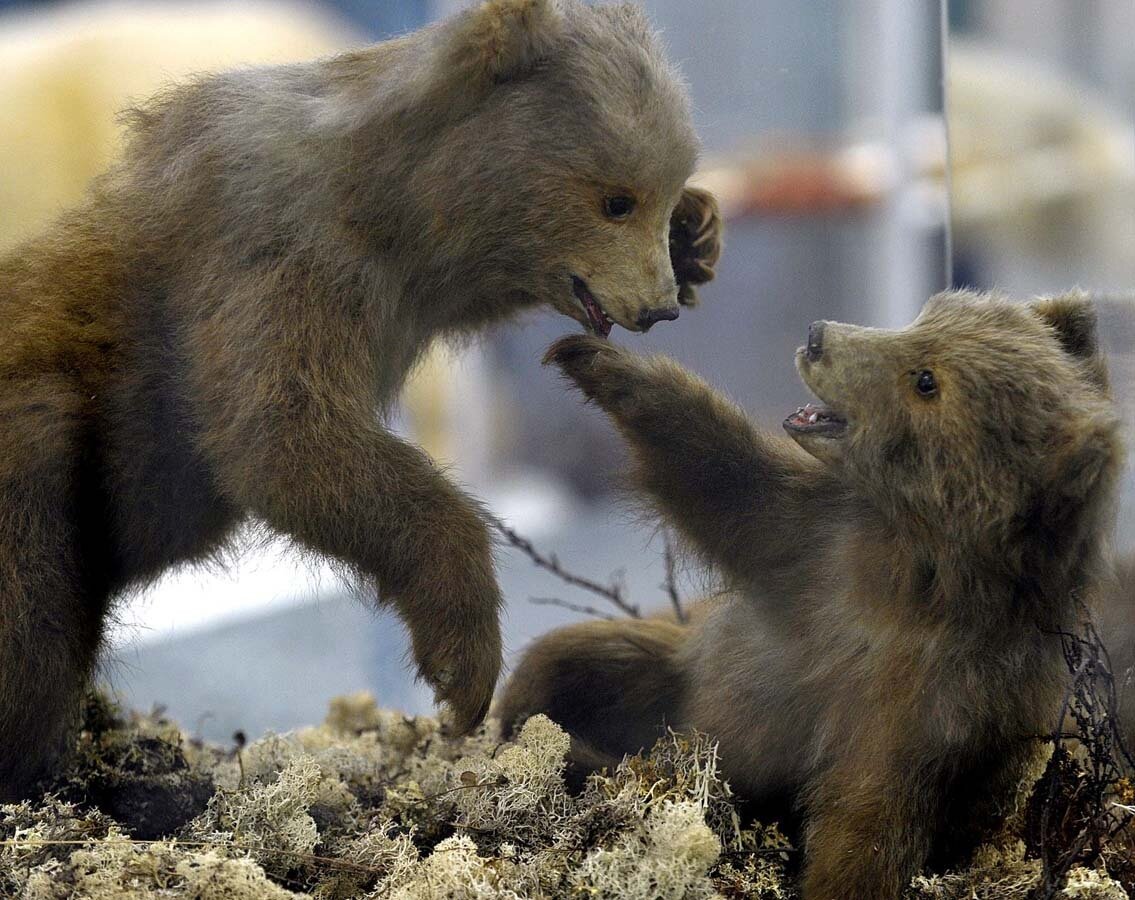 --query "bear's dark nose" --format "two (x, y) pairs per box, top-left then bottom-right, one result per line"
(806, 321), (825, 362)
(637, 306), (680, 331)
